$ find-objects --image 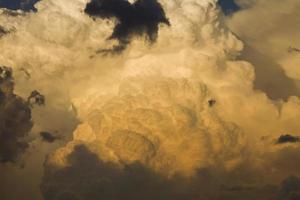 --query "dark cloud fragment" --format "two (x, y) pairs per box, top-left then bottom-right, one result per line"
(0, 66), (33, 163)
(208, 99), (216, 107)
(40, 131), (60, 143)
(84, 0), (170, 53)
(276, 135), (300, 145)
(27, 90), (45, 106)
